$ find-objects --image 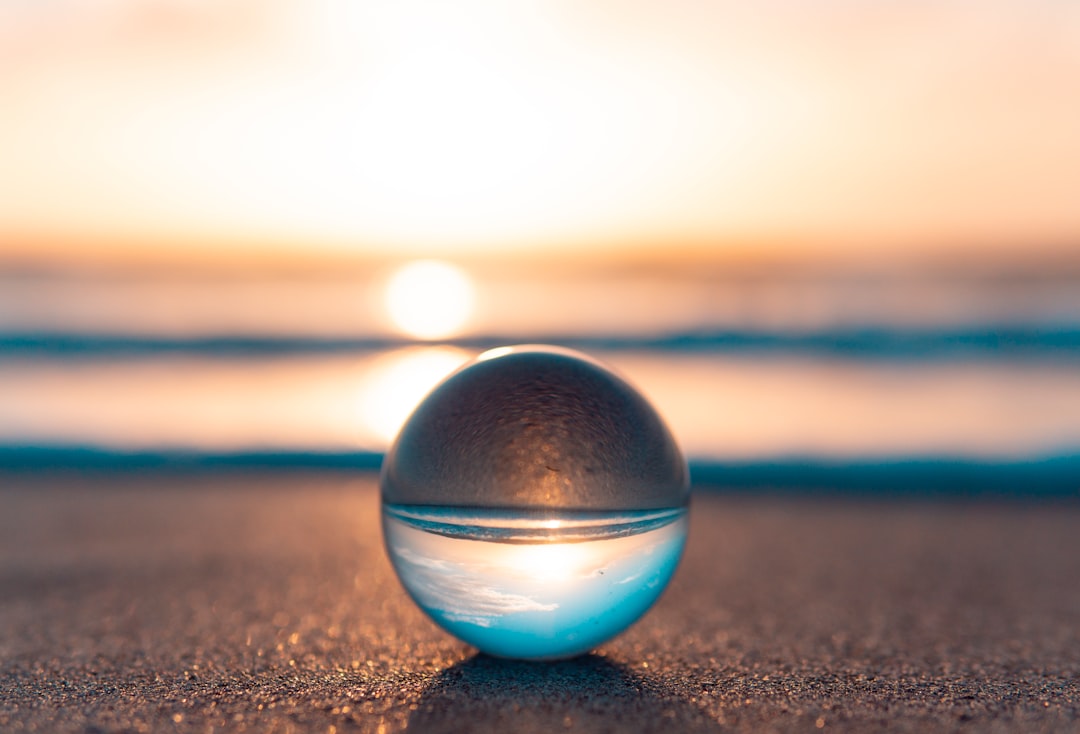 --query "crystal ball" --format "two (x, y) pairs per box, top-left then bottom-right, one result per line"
(381, 345), (689, 660)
